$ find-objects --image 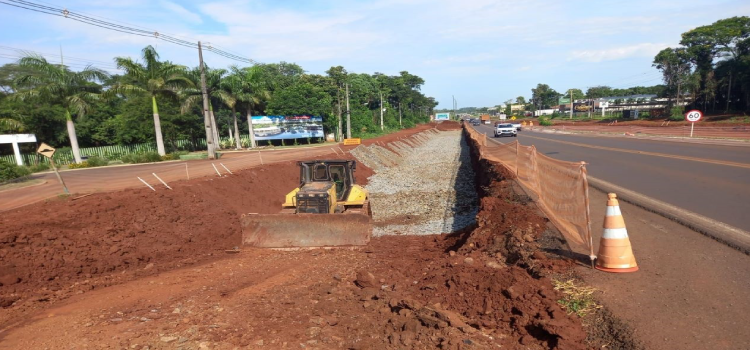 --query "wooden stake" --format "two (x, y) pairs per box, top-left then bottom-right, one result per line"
(152, 173), (172, 190)
(220, 163), (233, 175)
(212, 163), (223, 177)
(138, 177), (156, 191)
